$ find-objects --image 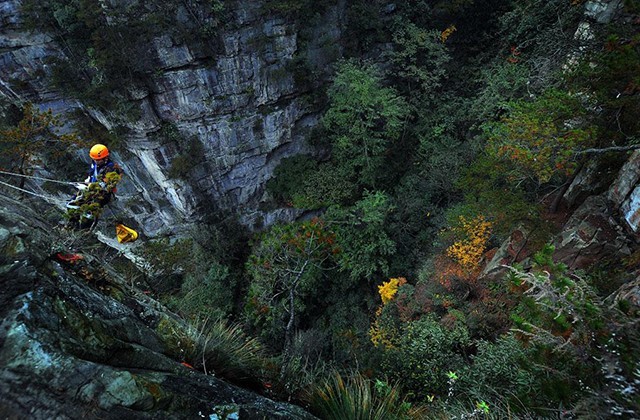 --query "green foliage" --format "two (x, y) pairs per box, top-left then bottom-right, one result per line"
(266, 155), (319, 205)
(246, 219), (337, 351)
(166, 262), (235, 321)
(508, 245), (605, 342)
(325, 191), (396, 281)
(323, 60), (408, 189)
(65, 172), (122, 227)
(183, 318), (266, 384)
(0, 103), (86, 177)
(291, 163), (358, 209)
(388, 21), (451, 103)
(470, 60), (532, 122)
(266, 155), (357, 209)
(568, 31), (640, 144)
(386, 175), (441, 274)
(381, 316), (470, 397)
(498, 0), (583, 62)
(309, 371), (427, 420)
(483, 89), (597, 184)
(415, 100), (480, 200)
(137, 237), (196, 278)
(460, 334), (536, 404)
(343, 1), (387, 54)
(273, 354), (331, 403)
(451, 153), (541, 240)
